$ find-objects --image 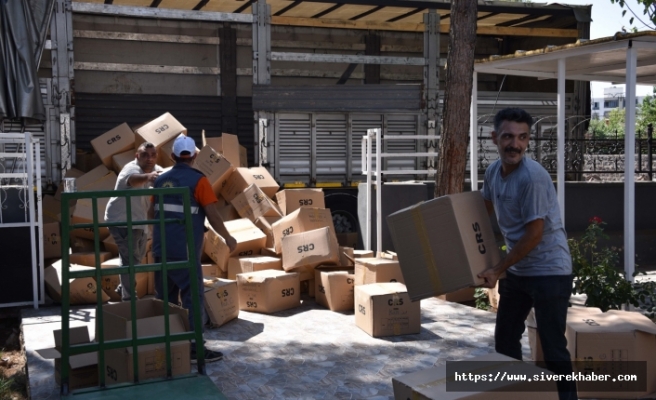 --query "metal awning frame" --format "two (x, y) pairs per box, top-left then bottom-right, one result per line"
(470, 34), (656, 282)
